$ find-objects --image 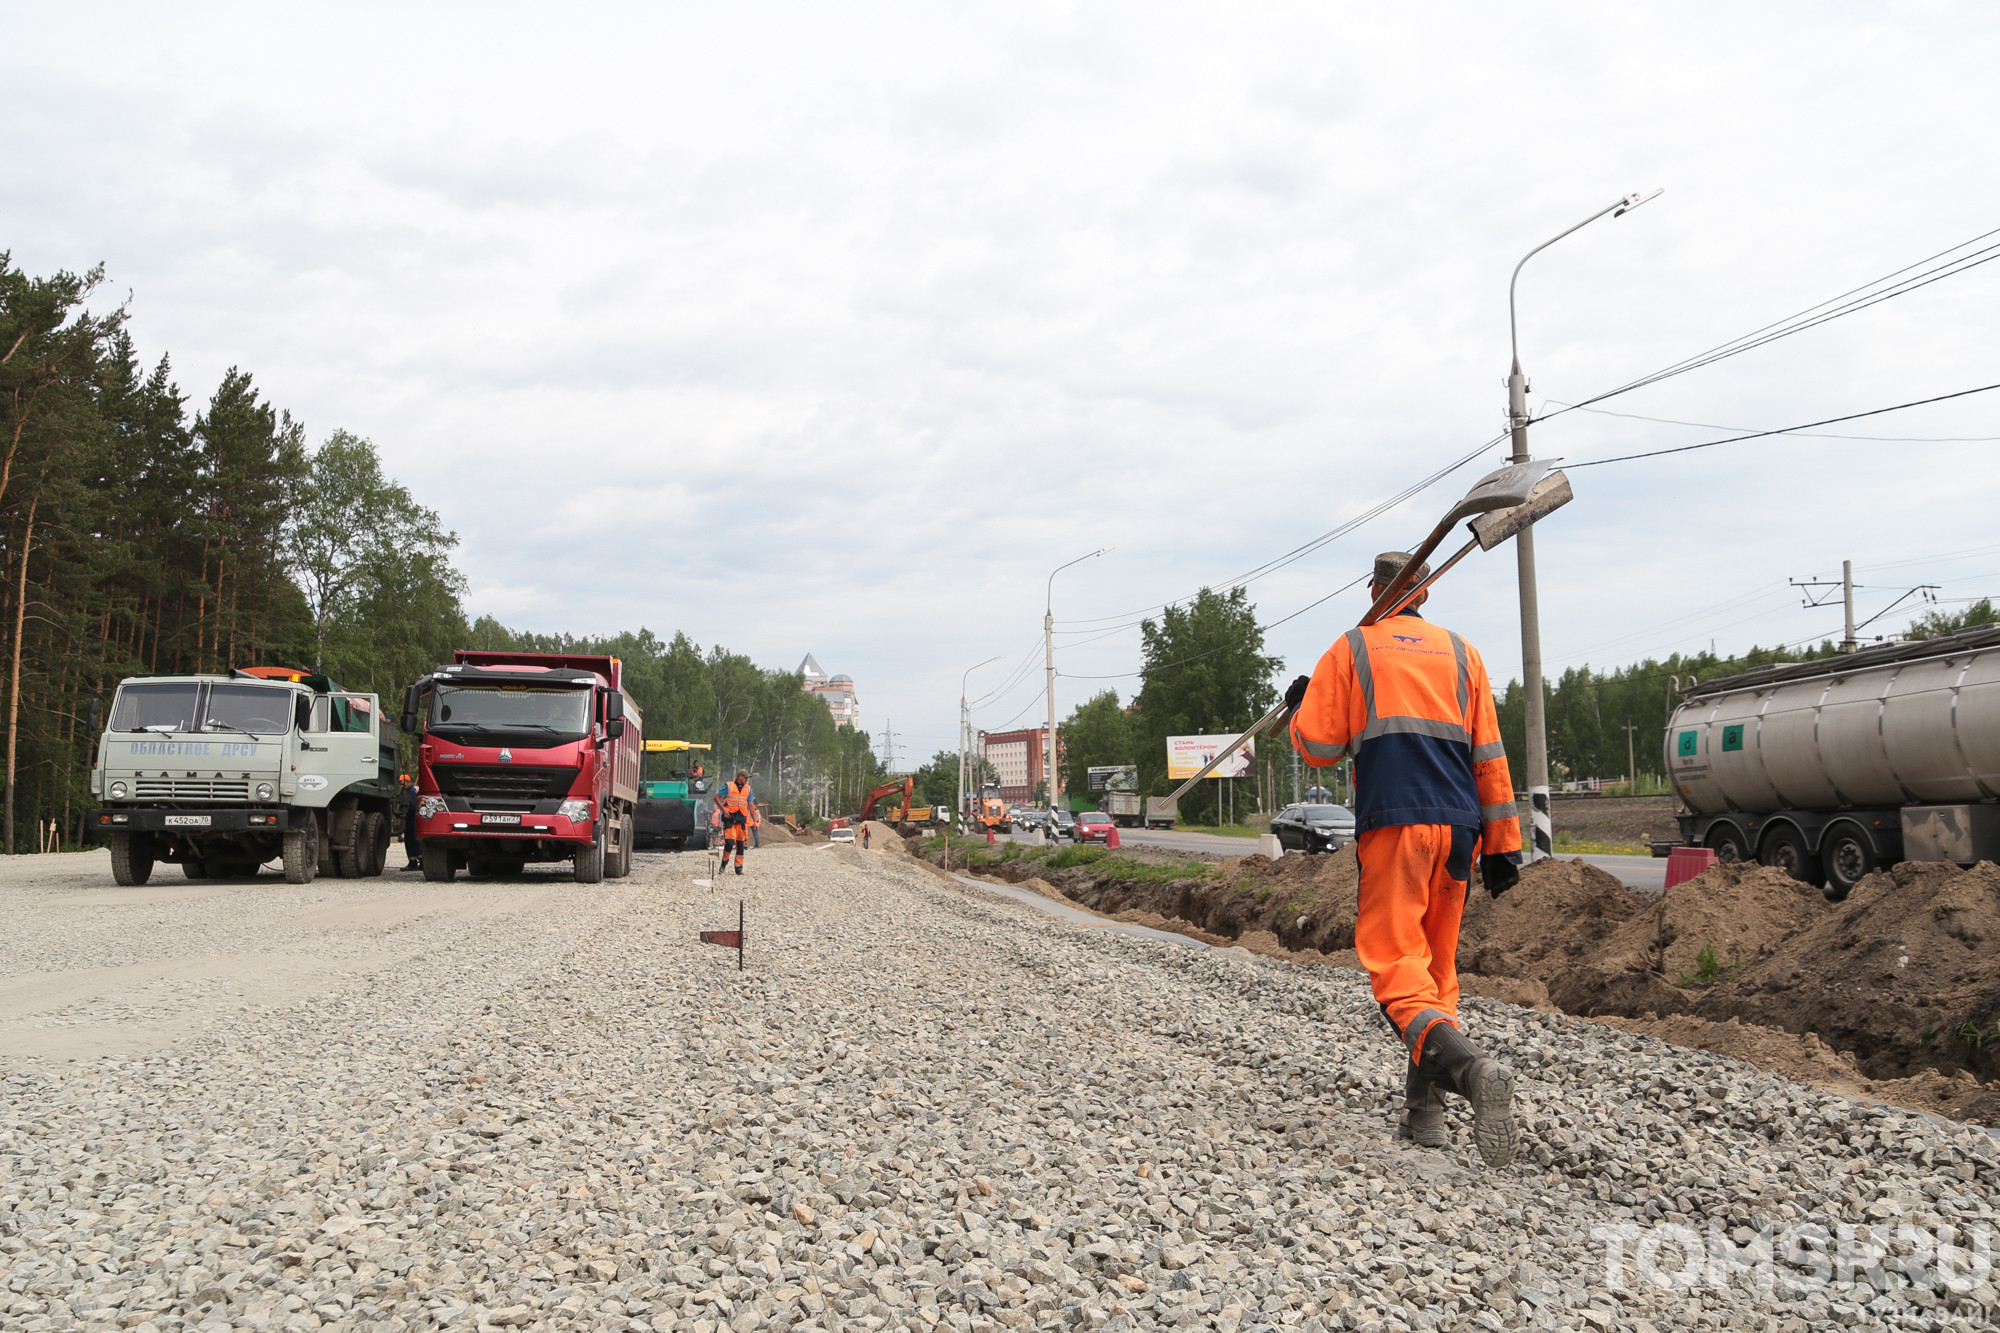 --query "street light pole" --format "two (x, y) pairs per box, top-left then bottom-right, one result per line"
(959, 655), (1003, 828)
(1506, 189), (1660, 861)
(1046, 549), (1110, 815)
